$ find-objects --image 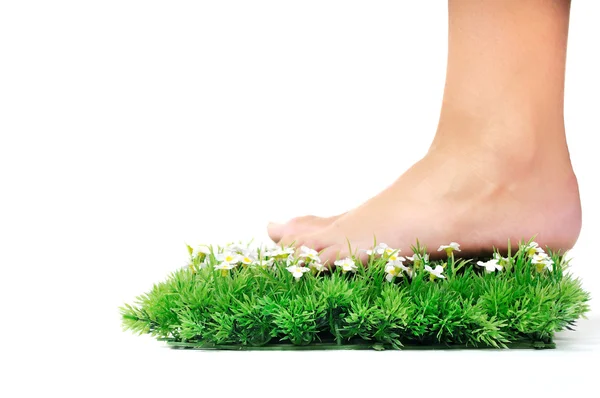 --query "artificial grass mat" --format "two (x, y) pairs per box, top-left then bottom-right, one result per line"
(121, 240), (590, 350)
